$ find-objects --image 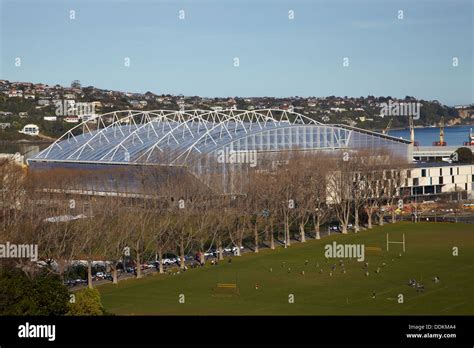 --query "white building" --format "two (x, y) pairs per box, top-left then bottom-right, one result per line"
(38, 99), (51, 106)
(330, 107), (347, 112)
(19, 124), (39, 136)
(403, 163), (474, 199)
(64, 116), (79, 123)
(78, 114), (96, 122)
